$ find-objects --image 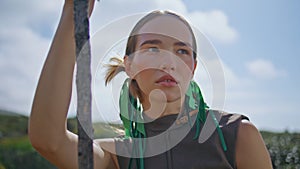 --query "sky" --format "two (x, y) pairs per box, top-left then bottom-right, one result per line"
(0, 0), (299, 132)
